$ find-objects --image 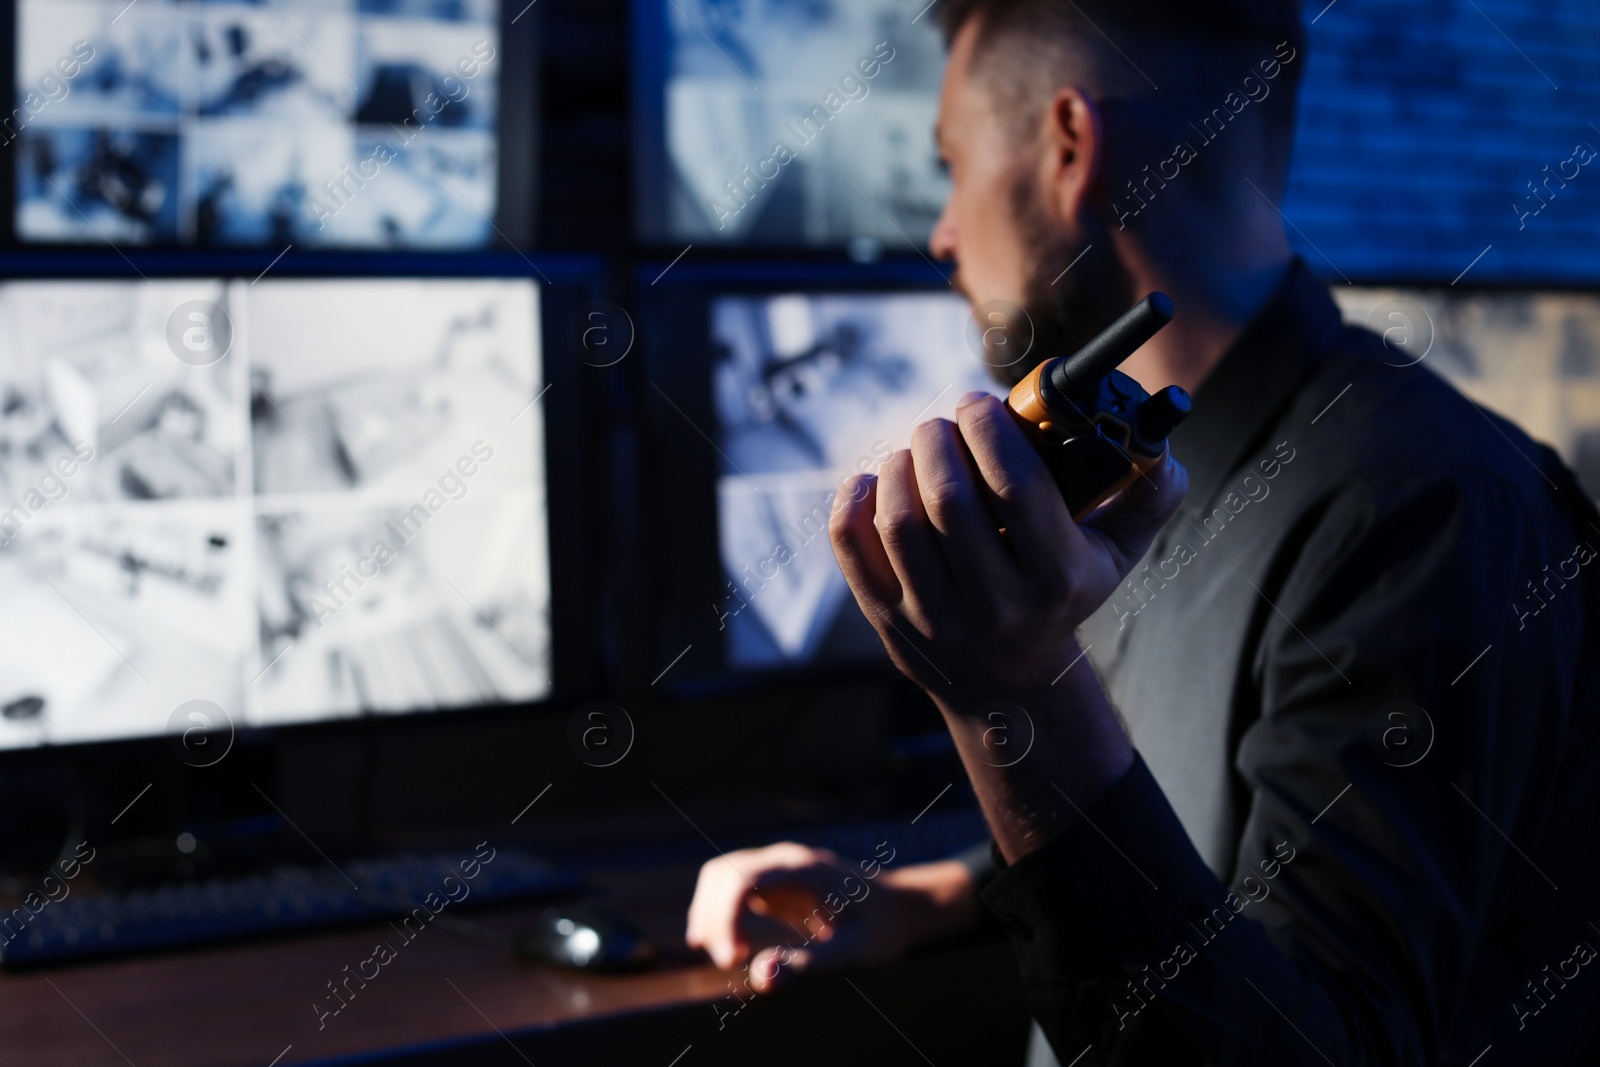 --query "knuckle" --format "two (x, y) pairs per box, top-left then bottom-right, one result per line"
(922, 479), (967, 525)
(756, 842), (814, 871)
(990, 473), (1026, 504)
(876, 506), (920, 547)
(993, 463), (1049, 506)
